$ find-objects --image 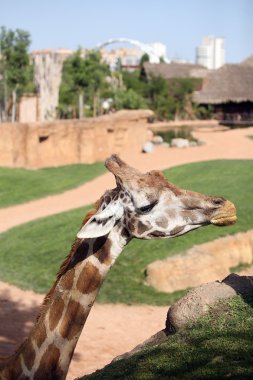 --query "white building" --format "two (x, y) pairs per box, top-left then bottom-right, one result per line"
(148, 42), (167, 61)
(196, 36), (225, 70)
